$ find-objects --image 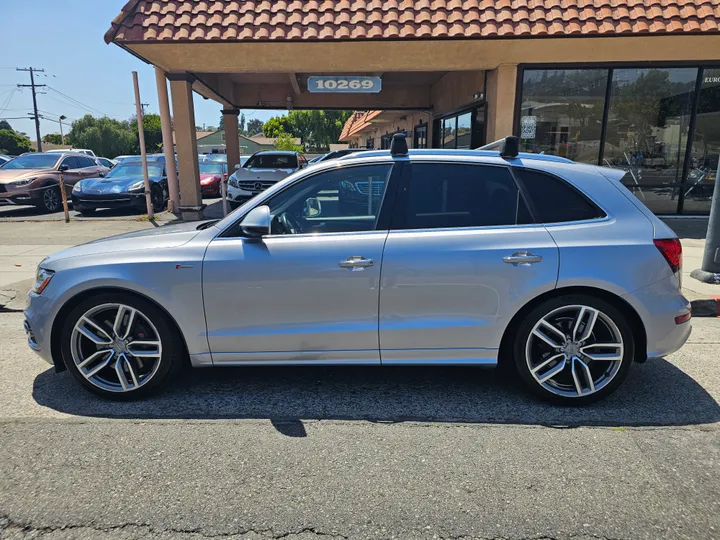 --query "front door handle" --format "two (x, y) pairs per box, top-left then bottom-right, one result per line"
(339, 256), (375, 271)
(503, 251), (542, 266)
